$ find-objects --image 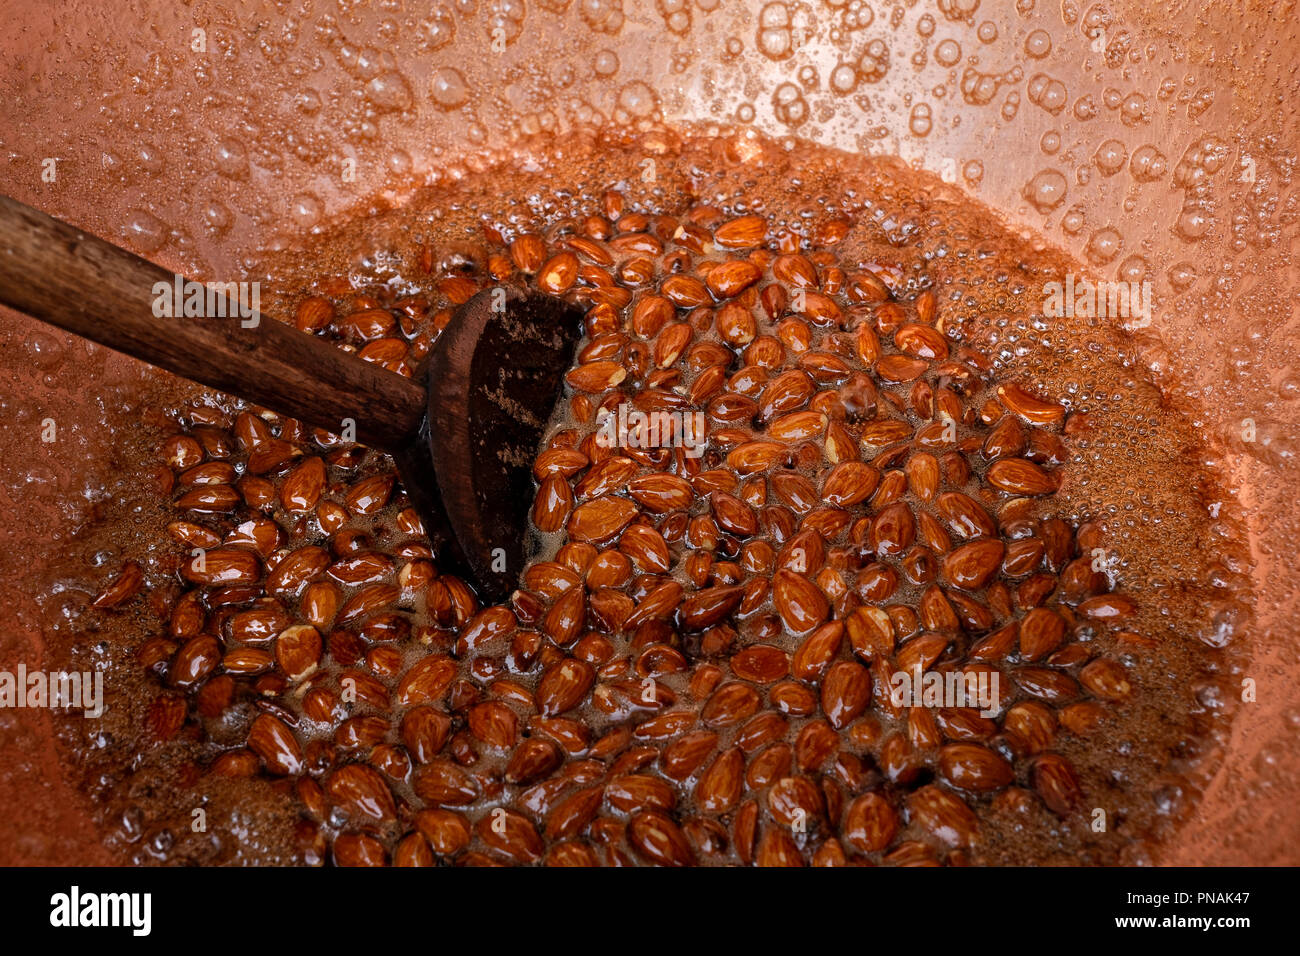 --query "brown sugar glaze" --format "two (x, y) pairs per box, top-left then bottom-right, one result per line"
(33, 126), (1251, 866)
